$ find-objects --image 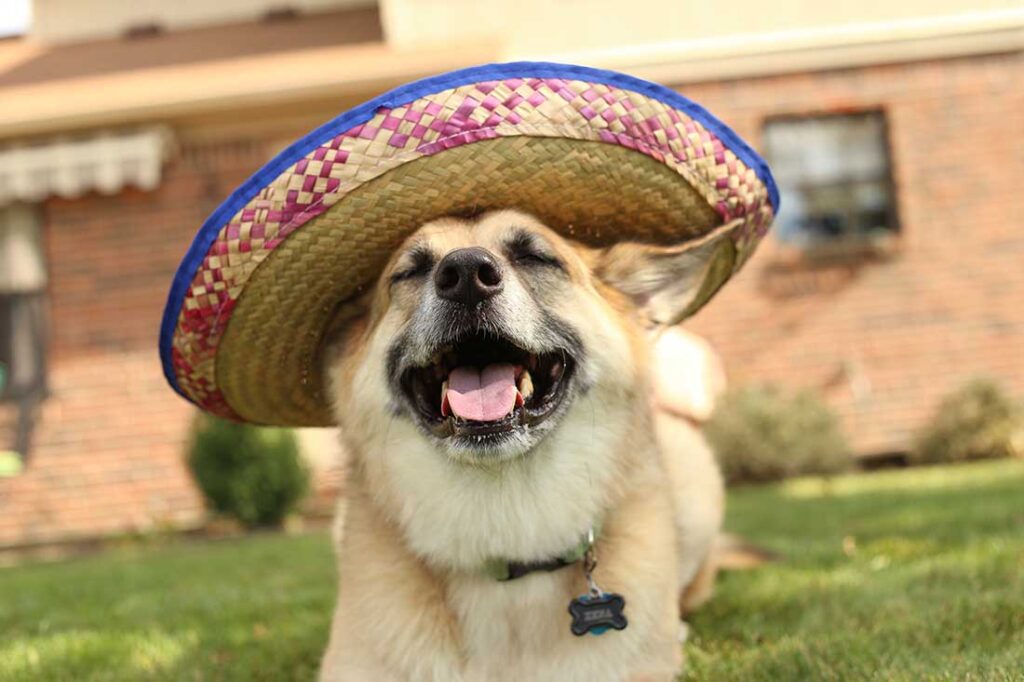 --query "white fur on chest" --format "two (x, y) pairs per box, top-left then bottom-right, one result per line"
(449, 571), (645, 682)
